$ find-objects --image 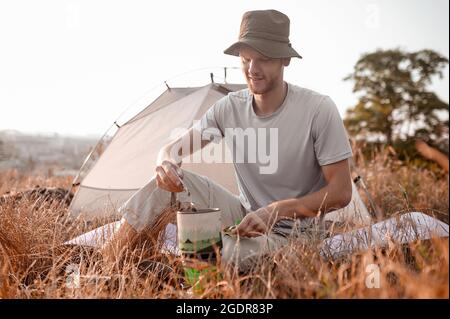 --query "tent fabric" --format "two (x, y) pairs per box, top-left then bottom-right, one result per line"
(82, 86), (210, 189)
(126, 84), (246, 125)
(69, 186), (137, 219)
(126, 87), (198, 124)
